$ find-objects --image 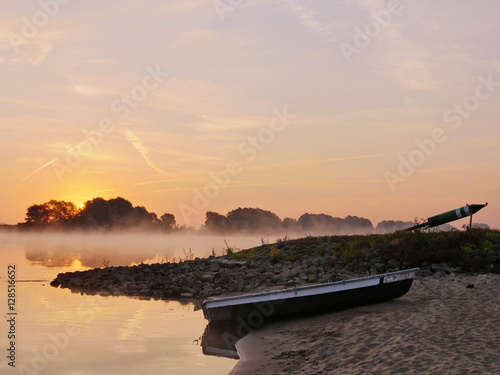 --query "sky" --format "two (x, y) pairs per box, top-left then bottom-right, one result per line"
(1, 0), (499, 228)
